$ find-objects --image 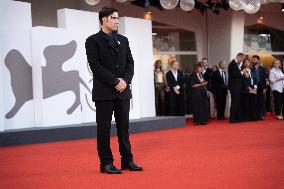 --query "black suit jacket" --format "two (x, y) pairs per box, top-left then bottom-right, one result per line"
(166, 70), (184, 95)
(228, 59), (243, 91)
(203, 67), (214, 92)
(212, 69), (227, 94)
(251, 66), (266, 92)
(85, 30), (134, 101)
